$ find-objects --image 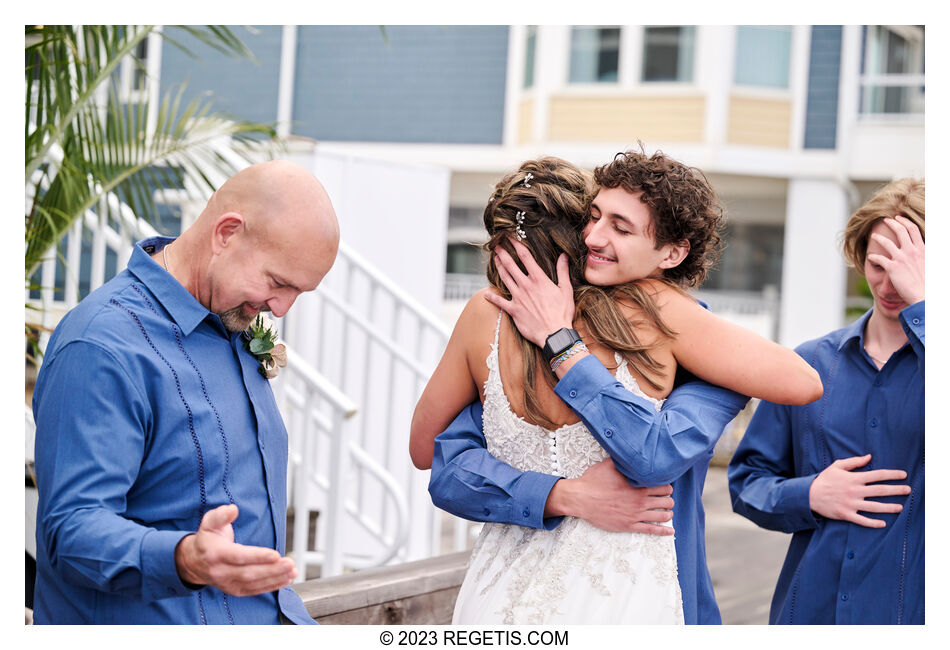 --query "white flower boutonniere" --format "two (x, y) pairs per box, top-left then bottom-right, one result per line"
(243, 314), (288, 379)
